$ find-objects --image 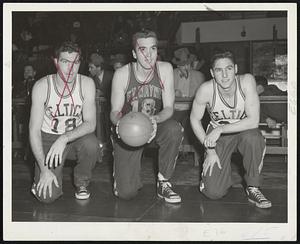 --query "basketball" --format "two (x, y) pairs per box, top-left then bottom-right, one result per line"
(118, 112), (153, 147)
